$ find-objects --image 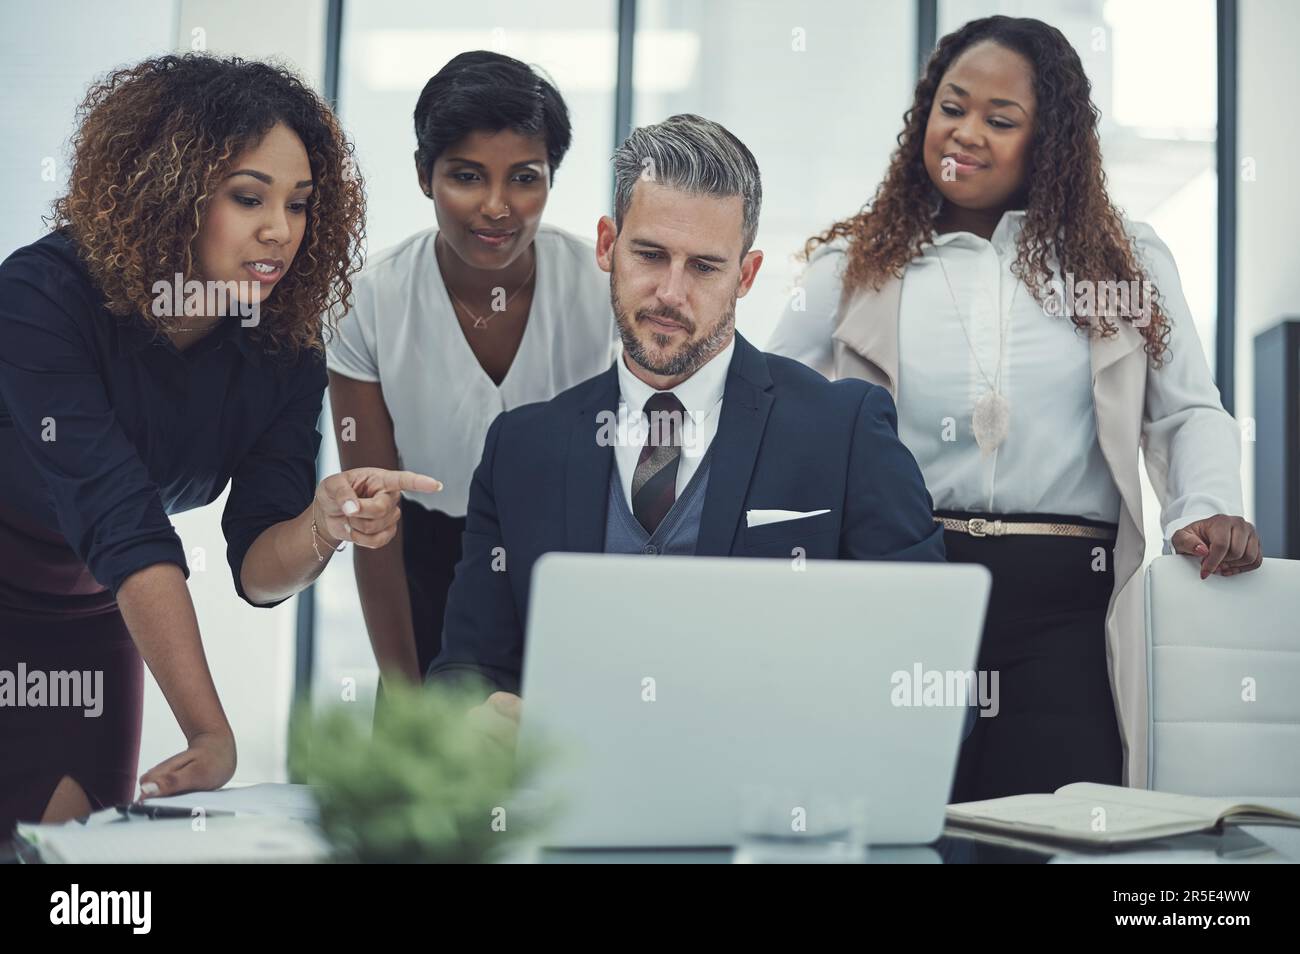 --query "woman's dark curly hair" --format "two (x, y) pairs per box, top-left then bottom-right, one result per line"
(806, 16), (1170, 365)
(50, 53), (365, 355)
